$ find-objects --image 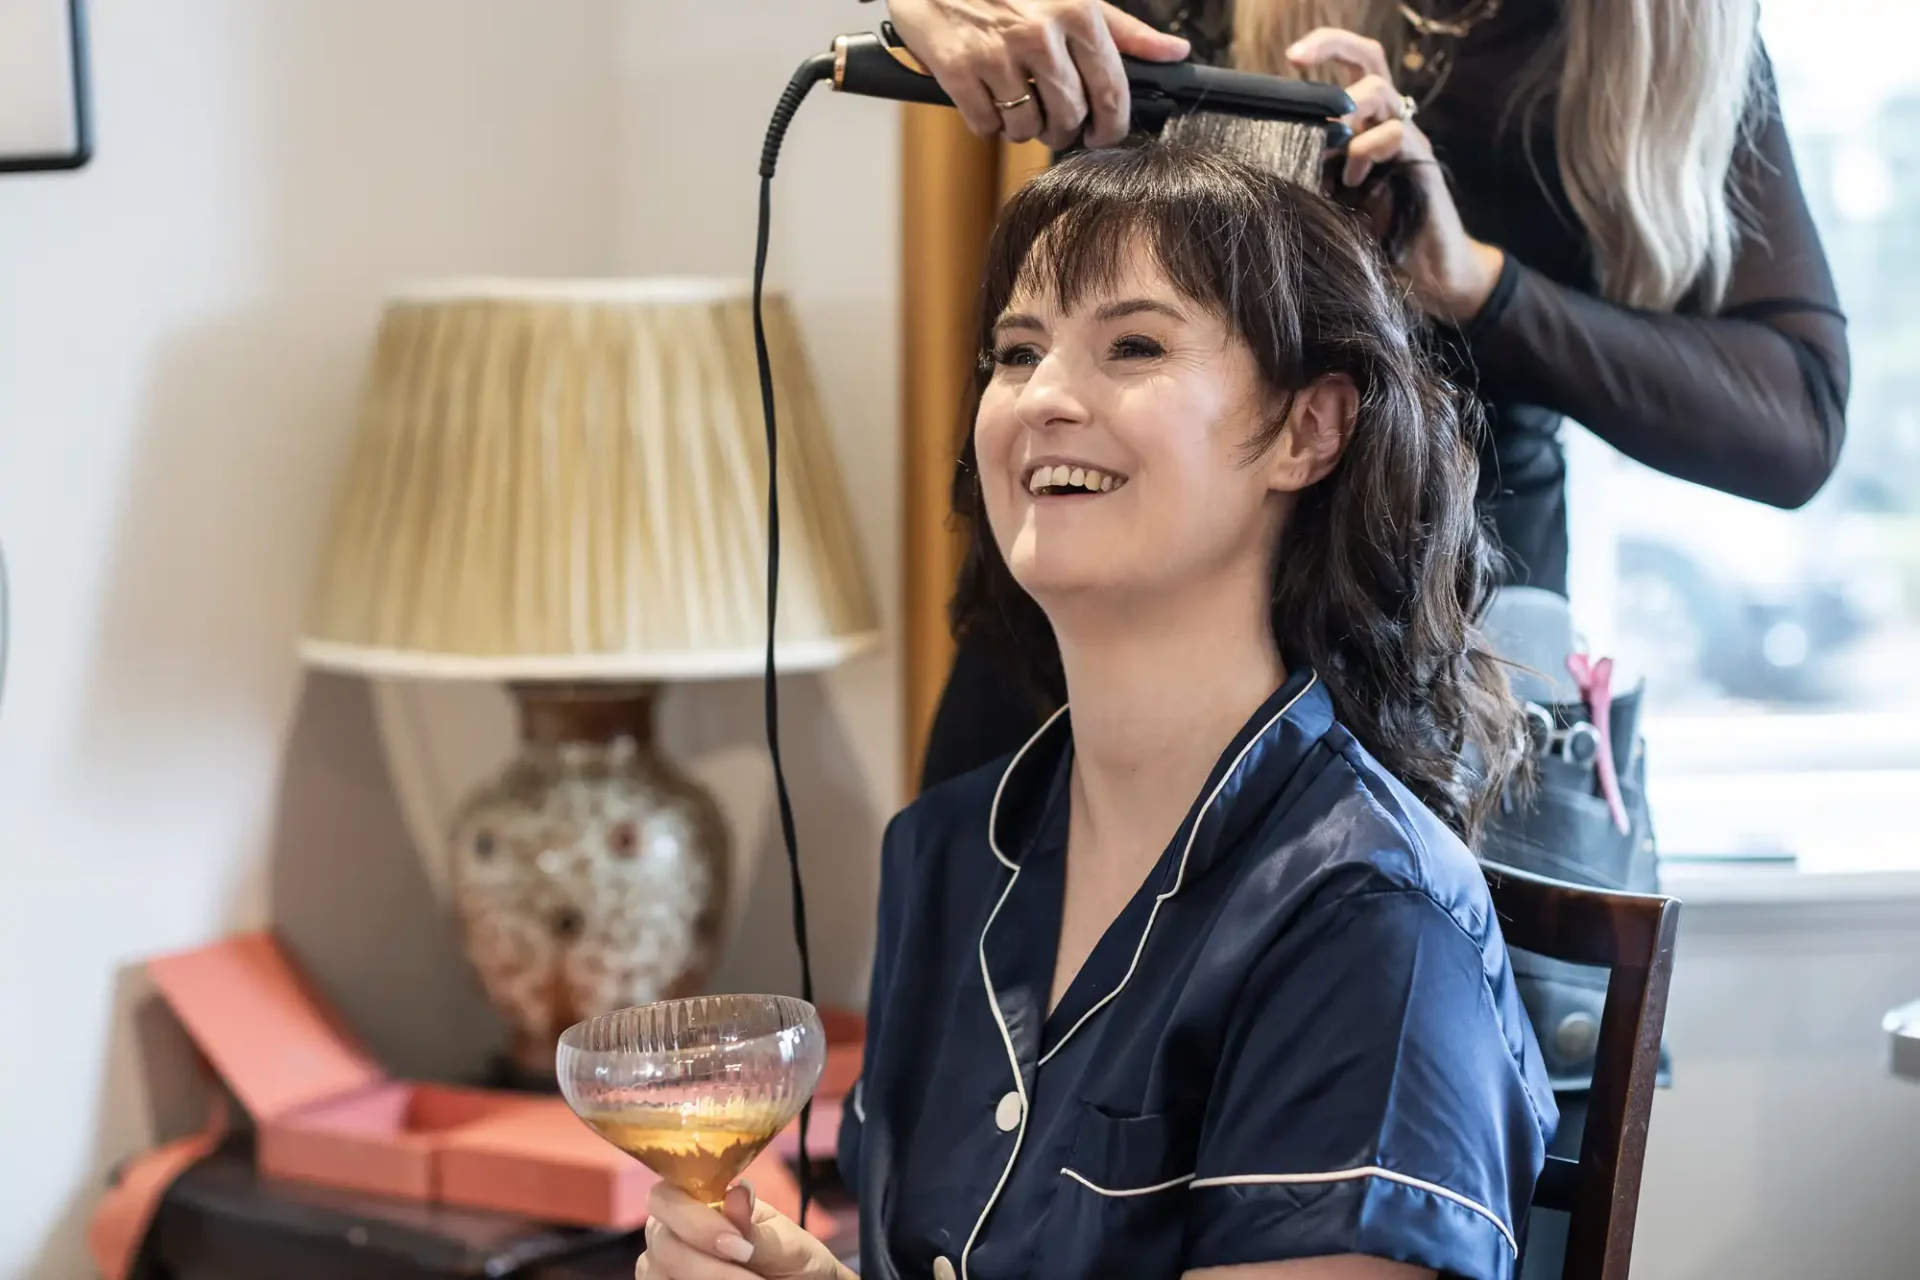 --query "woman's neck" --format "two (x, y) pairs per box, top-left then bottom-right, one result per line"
(1052, 576), (1285, 871)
